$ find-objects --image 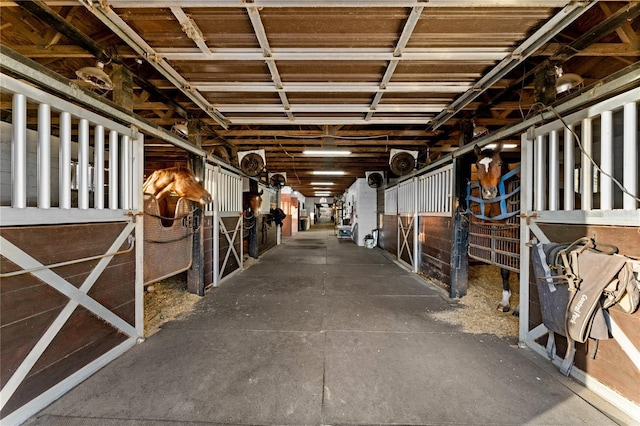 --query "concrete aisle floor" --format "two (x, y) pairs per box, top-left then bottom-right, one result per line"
(26, 222), (630, 425)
